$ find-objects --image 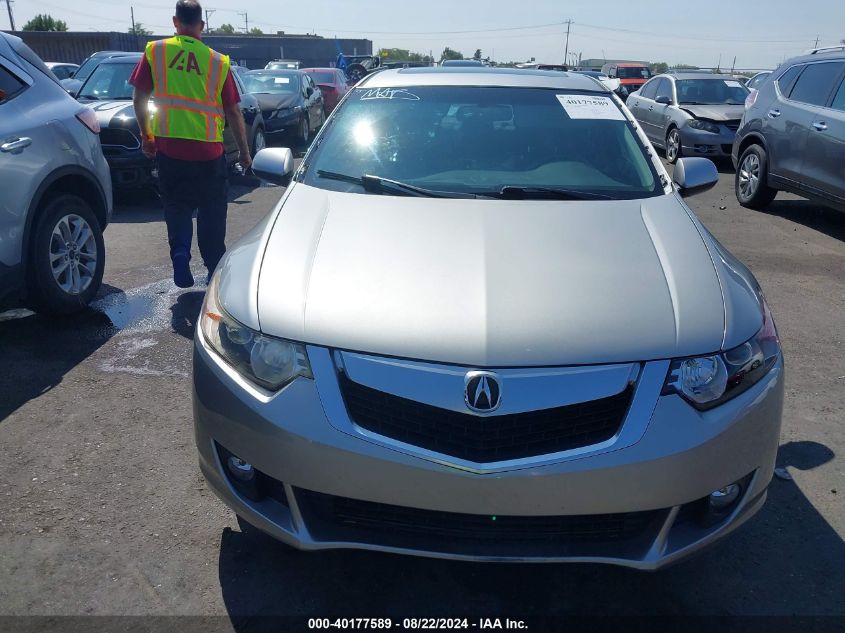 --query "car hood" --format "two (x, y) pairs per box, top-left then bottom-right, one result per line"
(248, 185), (731, 367)
(81, 100), (138, 127)
(679, 104), (745, 122)
(254, 93), (299, 111)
